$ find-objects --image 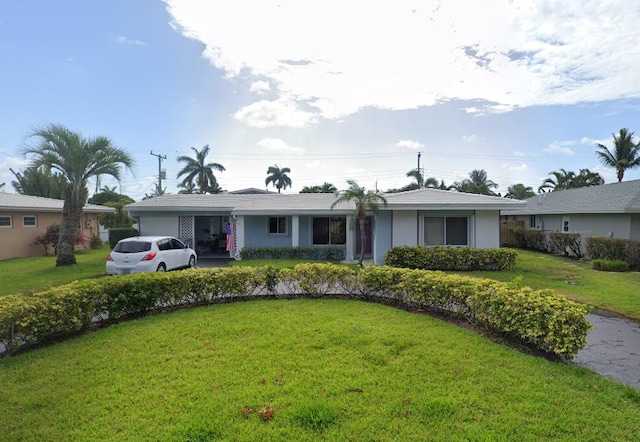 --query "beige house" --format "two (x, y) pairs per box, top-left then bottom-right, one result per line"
(0, 192), (115, 261)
